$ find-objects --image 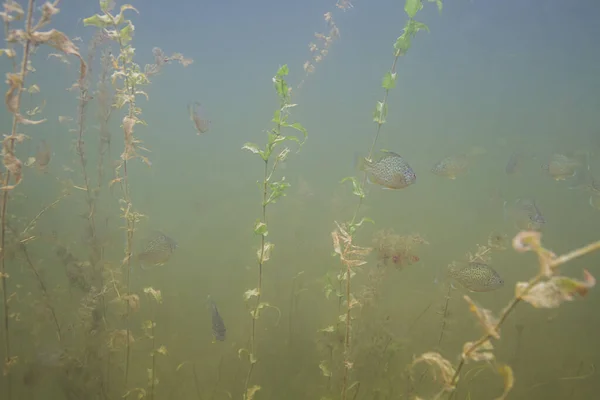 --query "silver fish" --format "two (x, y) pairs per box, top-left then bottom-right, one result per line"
(360, 151), (416, 189)
(208, 295), (226, 342)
